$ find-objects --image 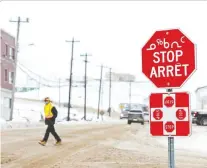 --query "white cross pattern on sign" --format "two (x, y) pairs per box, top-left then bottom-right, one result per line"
(150, 93), (189, 136)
